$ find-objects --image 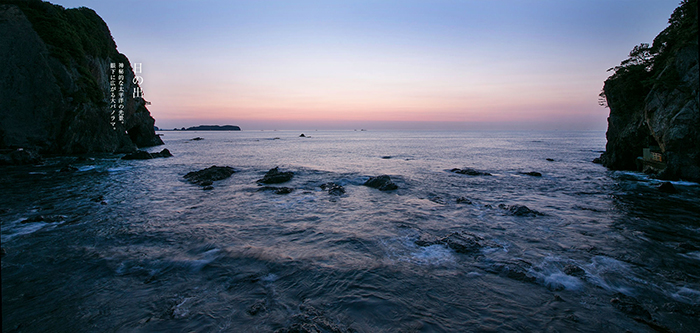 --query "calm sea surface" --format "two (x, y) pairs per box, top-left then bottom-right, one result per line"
(2, 130), (699, 332)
